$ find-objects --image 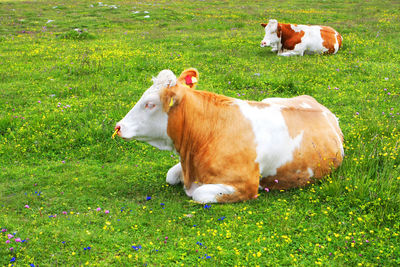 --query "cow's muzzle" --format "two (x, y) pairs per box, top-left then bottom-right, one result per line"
(112, 125), (121, 139)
